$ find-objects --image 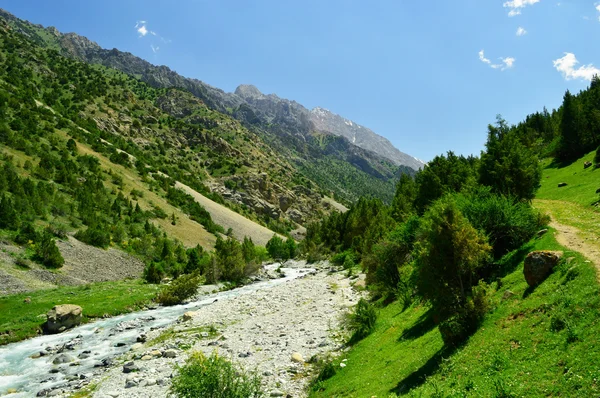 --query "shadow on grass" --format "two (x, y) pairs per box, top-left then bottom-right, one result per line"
(397, 310), (435, 342)
(522, 285), (536, 299)
(481, 243), (533, 282)
(546, 157), (577, 170)
(390, 345), (458, 396)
